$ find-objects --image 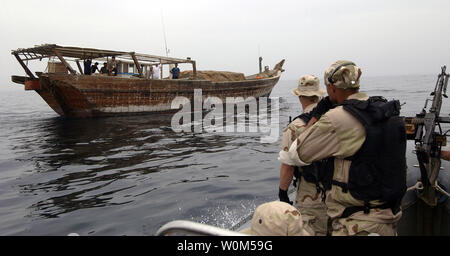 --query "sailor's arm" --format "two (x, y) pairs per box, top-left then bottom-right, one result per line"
(279, 125), (296, 188)
(279, 111), (365, 166)
(278, 163), (294, 204)
(295, 115), (342, 165)
(279, 127), (296, 193)
(279, 164), (294, 190)
(278, 120), (306, 204)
